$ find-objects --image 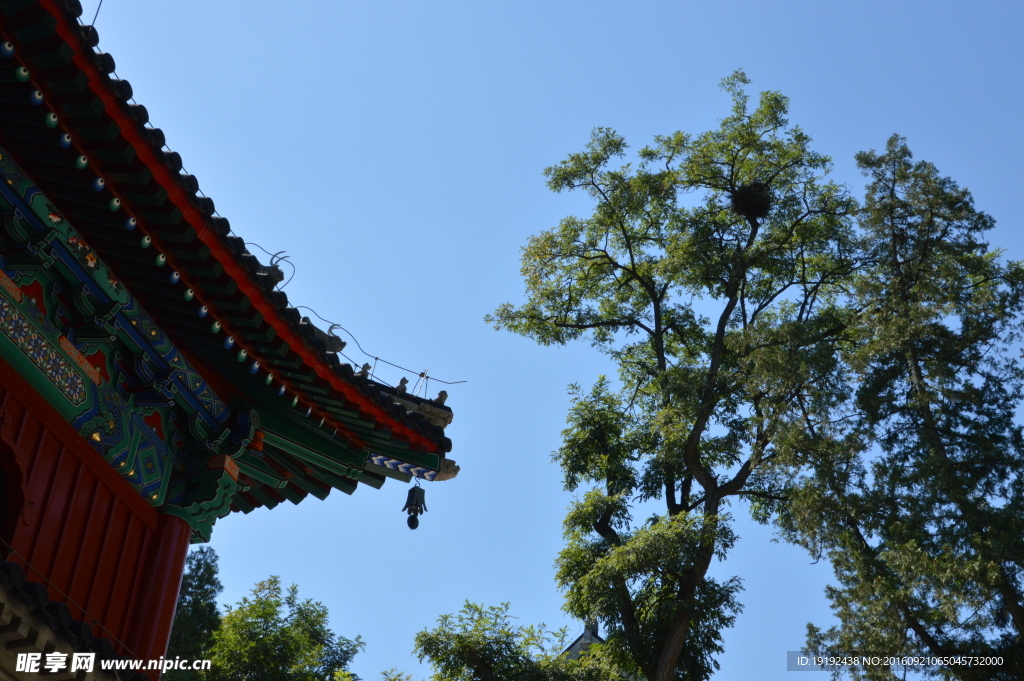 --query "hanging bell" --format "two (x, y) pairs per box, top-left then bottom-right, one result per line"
(402, 484), (426, 529)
